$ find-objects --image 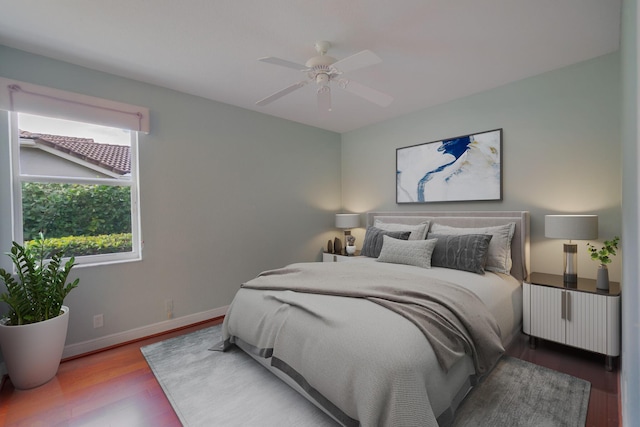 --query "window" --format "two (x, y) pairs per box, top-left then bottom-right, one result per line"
(10, 112), (141, 265)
